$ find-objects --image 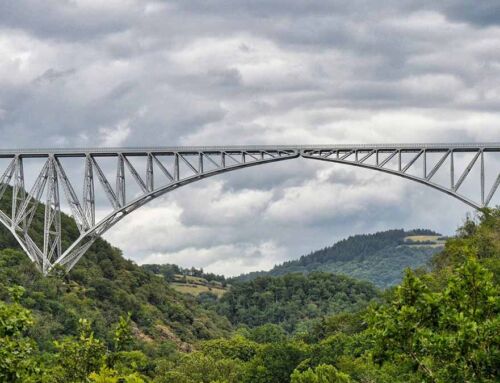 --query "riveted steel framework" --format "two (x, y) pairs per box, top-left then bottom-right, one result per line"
(0, 143), (497, 275)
